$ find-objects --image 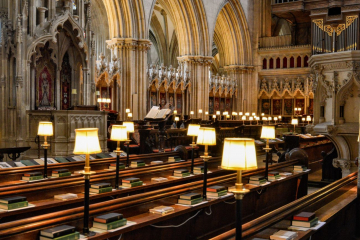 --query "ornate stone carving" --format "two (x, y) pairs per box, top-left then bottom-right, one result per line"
(333, 158), (351, 178)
